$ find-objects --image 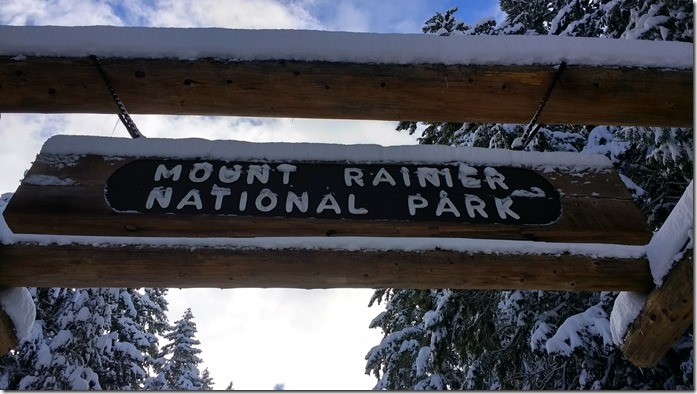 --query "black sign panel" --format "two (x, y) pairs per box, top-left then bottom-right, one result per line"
(105, 160), (562, 225)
